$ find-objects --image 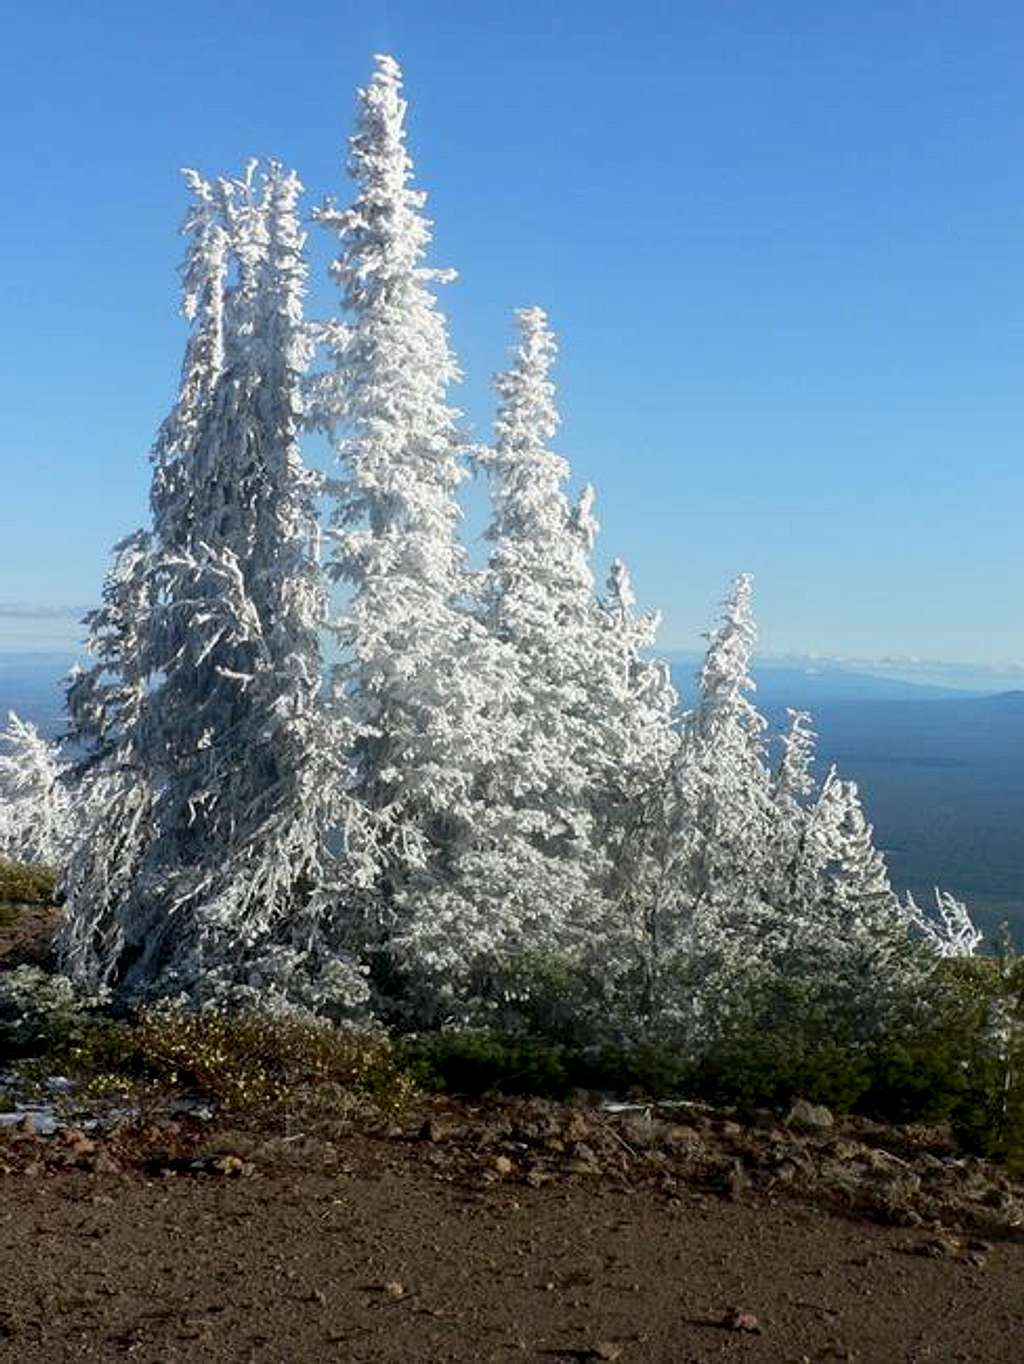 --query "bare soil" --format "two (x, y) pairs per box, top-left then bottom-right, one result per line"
(2, 906), (1023, 1362)
(1, 1093), (1023, 1363)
